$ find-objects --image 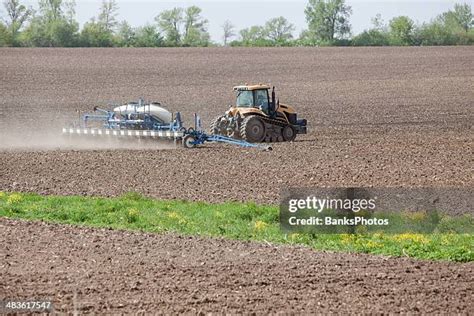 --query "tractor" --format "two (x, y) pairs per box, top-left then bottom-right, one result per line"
(210, 84), (307, 143)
